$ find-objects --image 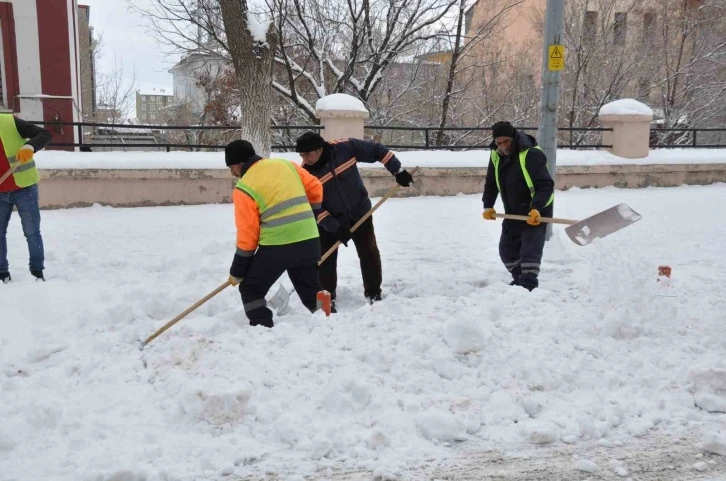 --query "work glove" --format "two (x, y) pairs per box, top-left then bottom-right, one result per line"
(527, 208), (541, 226)
(334, 225), (352, 246)
(395, 169), (414, 187)
(482, 208), (496, 220)
(230, 253), (252, 281)
(16, 145), (34, 164)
